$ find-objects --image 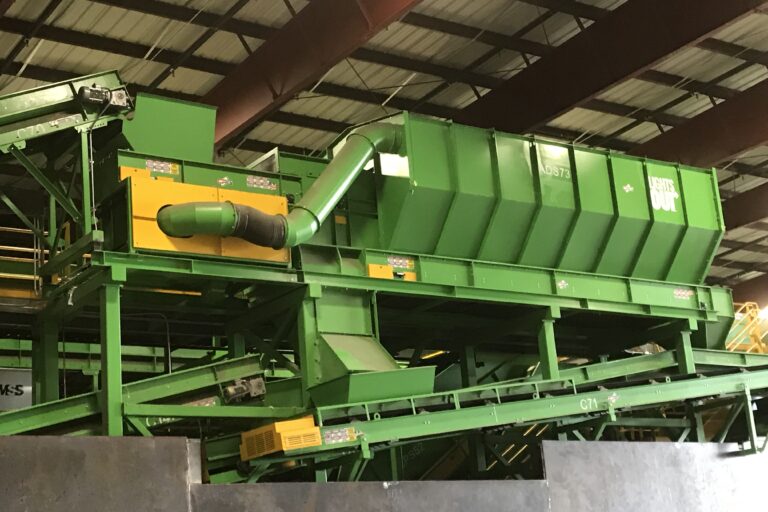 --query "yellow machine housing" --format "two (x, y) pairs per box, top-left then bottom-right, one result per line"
(240, 416), (322, 460)
(122, 168), (290, 264)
